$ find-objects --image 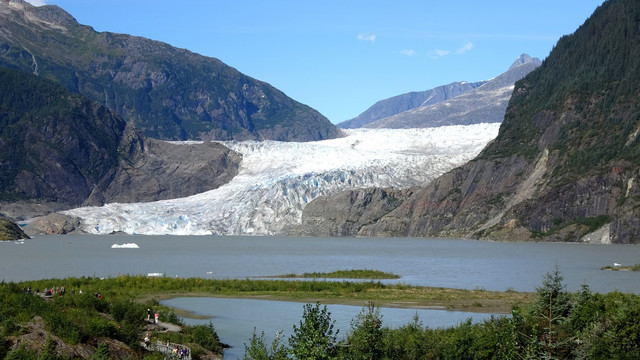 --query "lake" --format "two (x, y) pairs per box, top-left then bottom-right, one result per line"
(1, 235), (639, 359)
(1, 235), (638, 292)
